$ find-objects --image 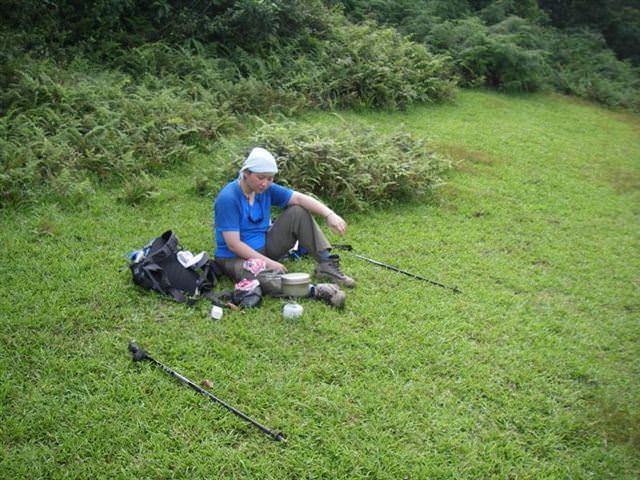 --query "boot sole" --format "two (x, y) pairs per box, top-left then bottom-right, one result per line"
(314, 273), (356, 289)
